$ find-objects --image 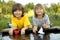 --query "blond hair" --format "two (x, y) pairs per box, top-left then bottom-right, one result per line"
(34, 4), (45, 17)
